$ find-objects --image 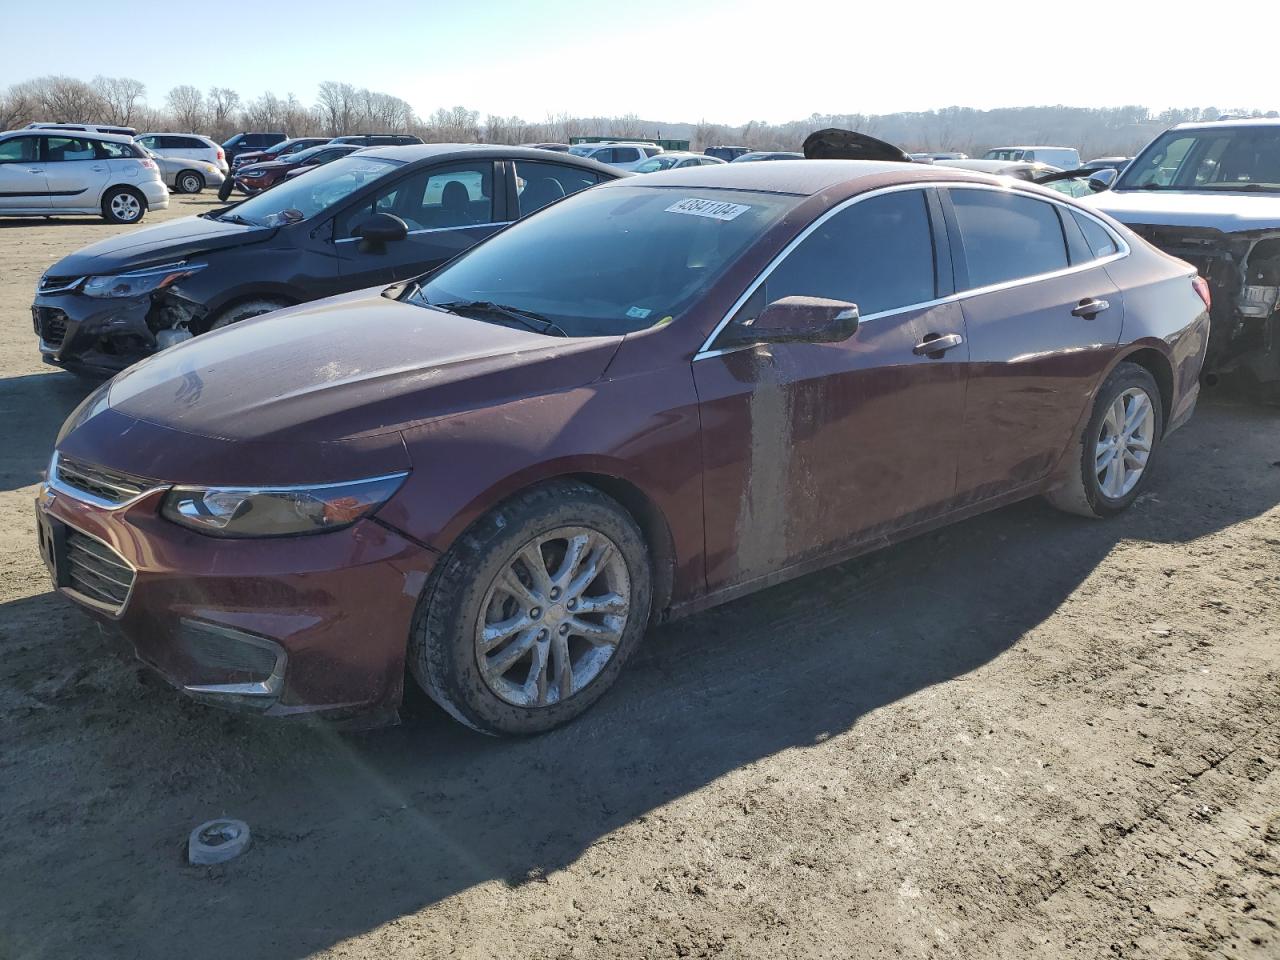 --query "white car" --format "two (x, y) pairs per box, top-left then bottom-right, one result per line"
(24, 121), (138, 138)
(982, 145), (1081, 169)
(141, 148), (226, 194)
(633, 152), (726, 173)
(567, 141), (663, 171)
(0, 130), (168, 224)
(135, 132), (228, 173)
